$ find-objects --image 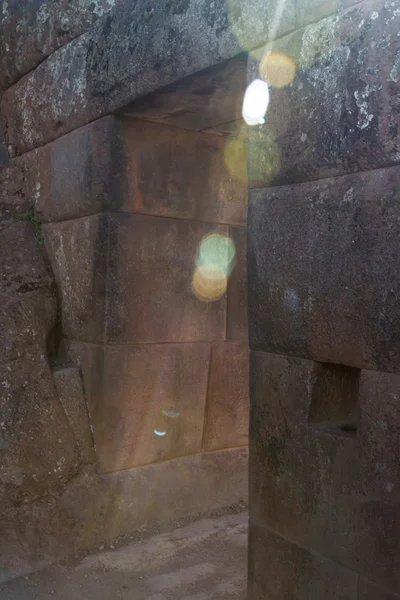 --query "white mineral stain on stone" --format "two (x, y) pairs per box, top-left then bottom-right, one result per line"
(354, 86), (374, 129)
(343, 187), (354, 203)
(371, 11), (379, 19)
(301, 133), (307, 142)
(300, 15), (336, 67)
(390, 50), (400, 82)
